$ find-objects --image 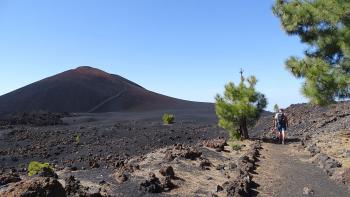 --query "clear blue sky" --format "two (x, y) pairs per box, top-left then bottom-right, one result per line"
(0, 0), (308, 111)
